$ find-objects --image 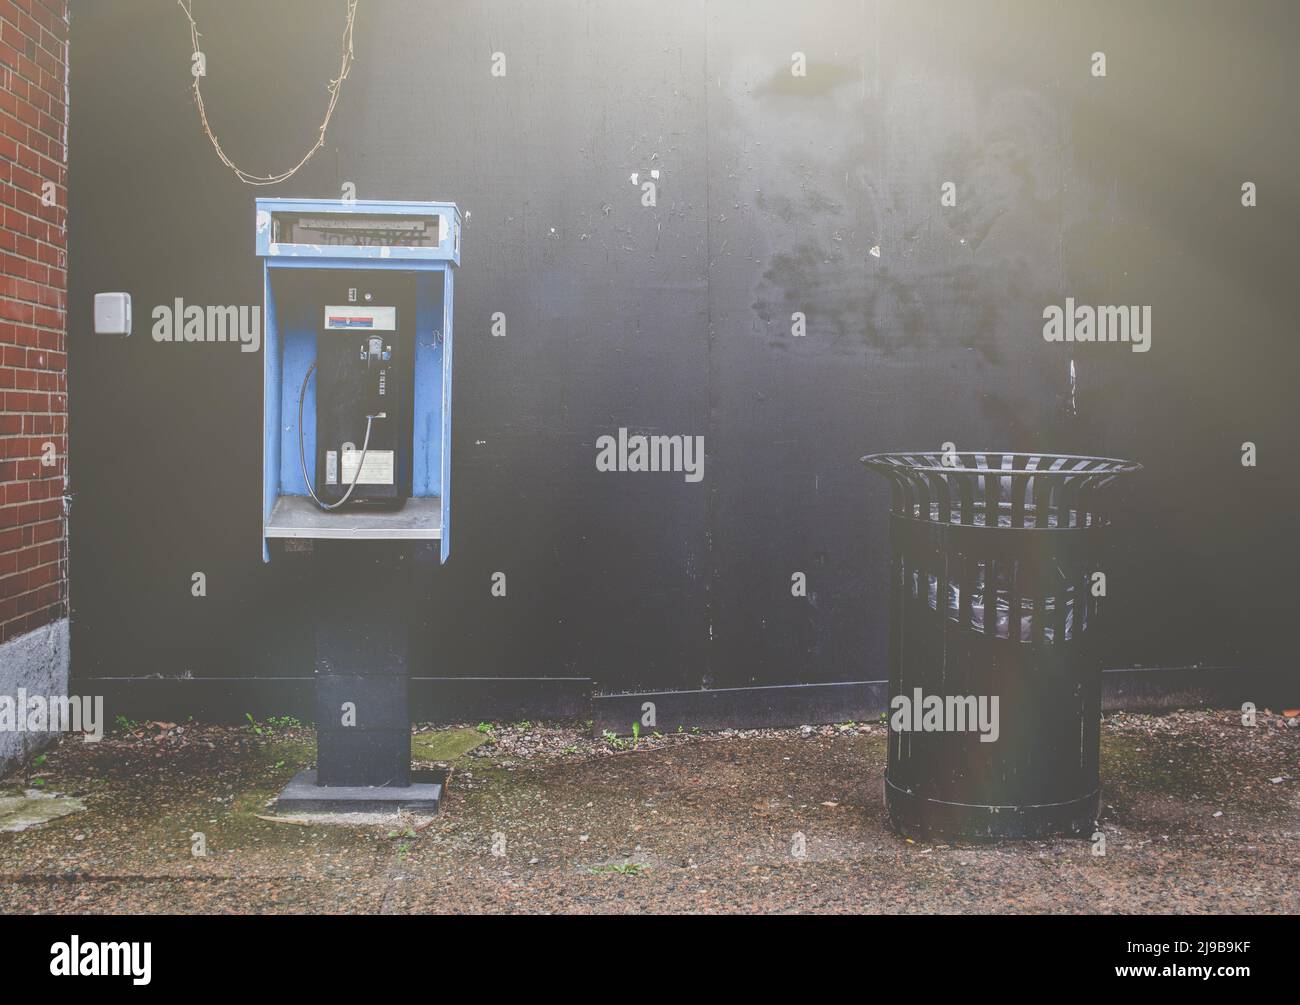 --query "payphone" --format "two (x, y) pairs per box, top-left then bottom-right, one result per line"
(257, 198), (458, 559)
(256, 199), (460, 812)
(305, 279), (415, 510)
